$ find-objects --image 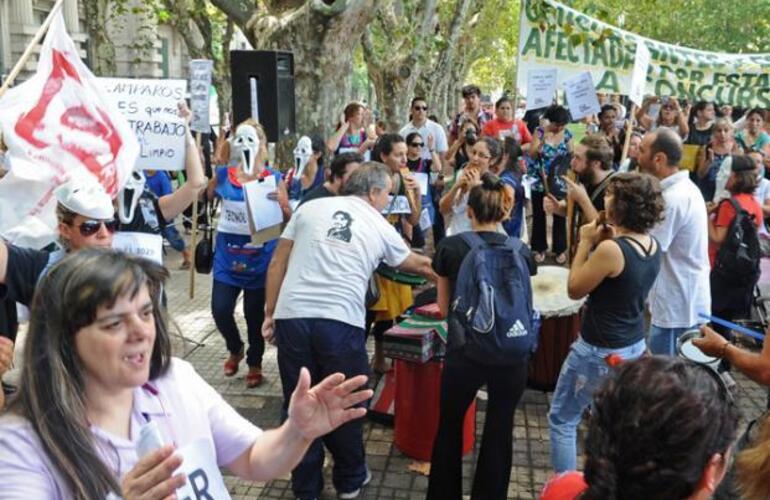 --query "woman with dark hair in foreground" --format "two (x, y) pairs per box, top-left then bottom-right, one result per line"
(542, 356), (739, 500)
